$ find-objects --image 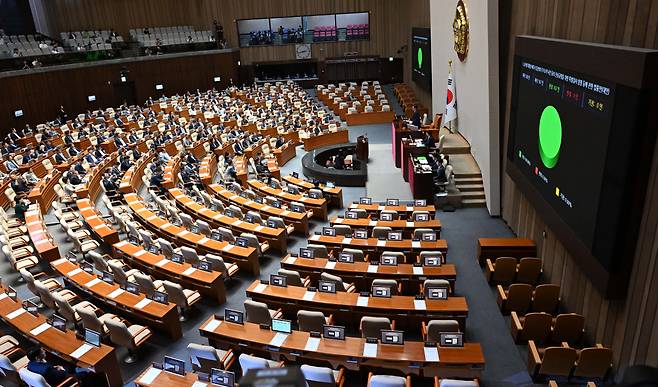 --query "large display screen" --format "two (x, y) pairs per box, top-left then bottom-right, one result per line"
(510, 59), (615, 248)
(411, 28), (431, 90)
